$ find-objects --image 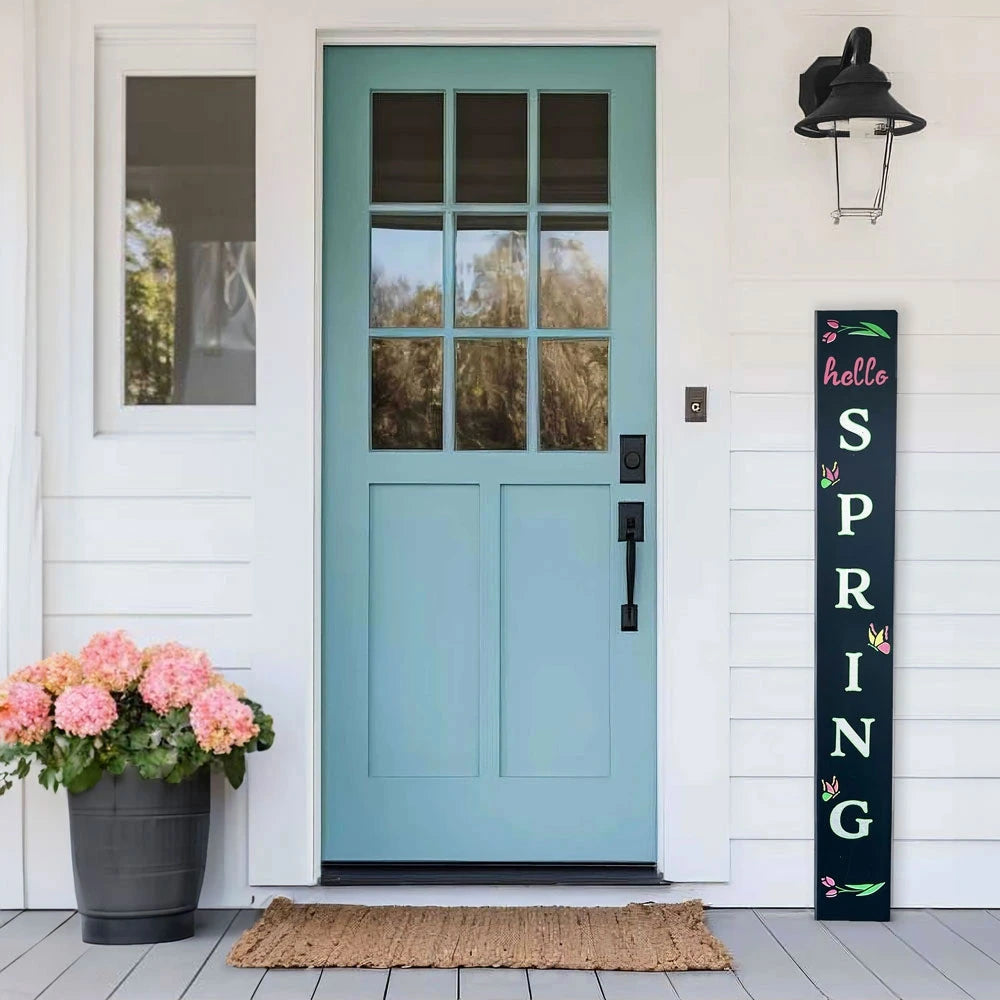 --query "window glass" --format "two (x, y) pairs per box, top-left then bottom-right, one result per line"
(539, 215), (609, 329)
(539, 93), (609, 204)
(372, 93), (444, 203)
(124, 76), (255, 405)
(456, 94), (528, 203)
(371, 338), (444, 450)
(539, 338), (609, 450)
(455, 215), (527, 328)
(370, 215), (444, 328)
(455, 338), (527, 450)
